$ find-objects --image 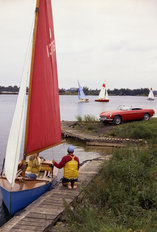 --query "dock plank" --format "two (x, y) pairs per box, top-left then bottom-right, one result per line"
(0, 158), (104, 232)
(26, 212), (57, 220)
(12, 225), (46, 231)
